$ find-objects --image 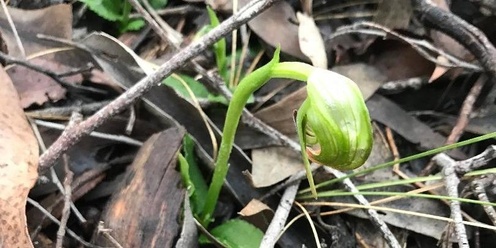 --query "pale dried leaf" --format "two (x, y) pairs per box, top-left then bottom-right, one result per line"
(251, 147), (303, 187)
(239, 199), (273, 217)
(239, 199), (274, 231)
(297, 12), (327, 68)
(429, 56), (449, 82)
(7, 57), (82, 108)
(0, 65), (38, 247)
